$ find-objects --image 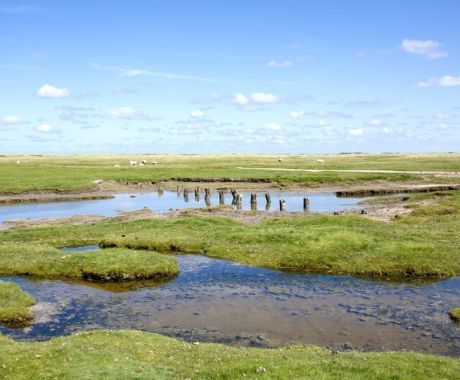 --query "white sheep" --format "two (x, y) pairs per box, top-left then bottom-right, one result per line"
(316, 159), (325, 163)
(129, 160), (137, 167)
(152, 161), (158, 165)
(141, 160), (147, 165)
